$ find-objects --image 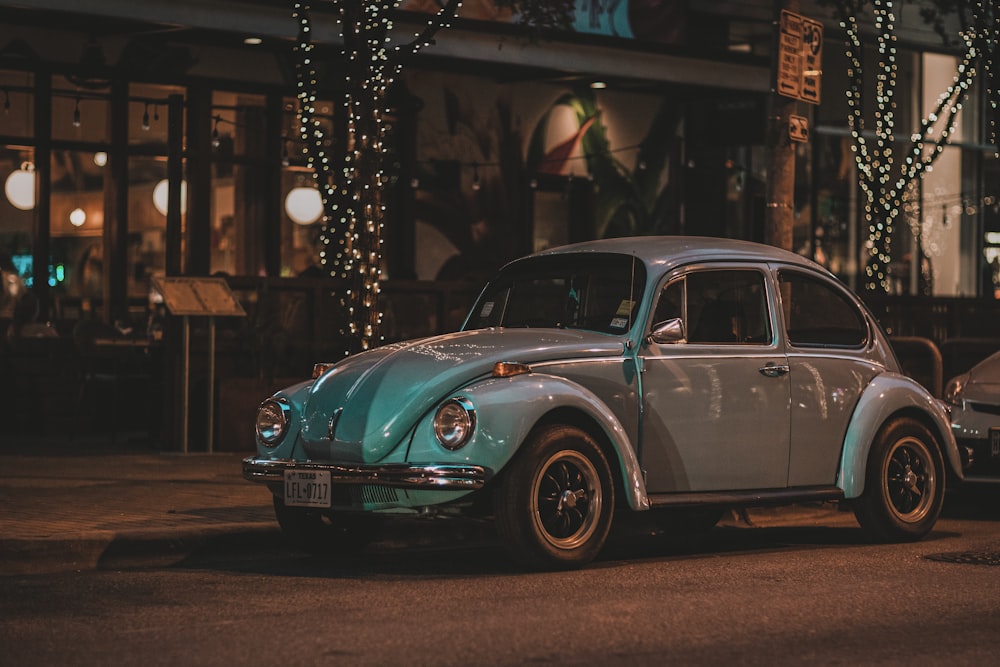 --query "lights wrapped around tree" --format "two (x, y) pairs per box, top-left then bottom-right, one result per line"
(293, 0), (461, 353)
(840, 0), (998, 292)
